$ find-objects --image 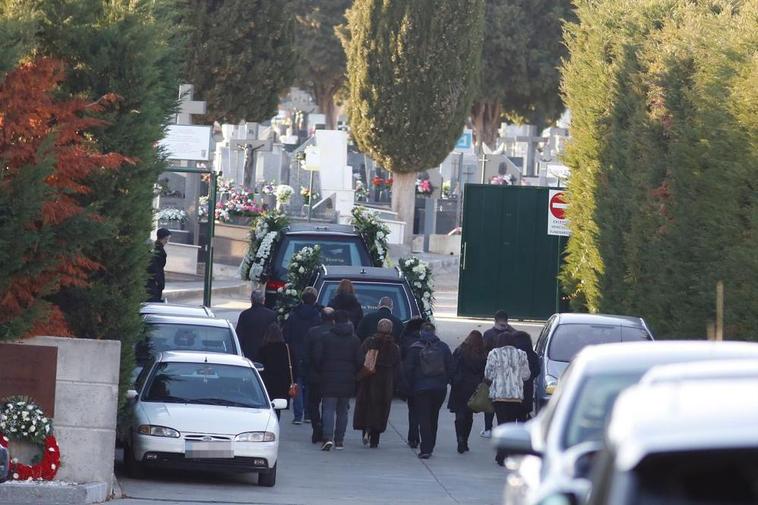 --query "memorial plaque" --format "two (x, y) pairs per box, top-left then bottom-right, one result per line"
(0, 343), (57, 417)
